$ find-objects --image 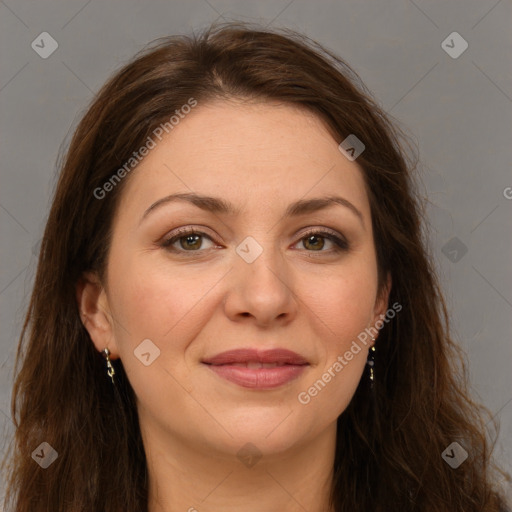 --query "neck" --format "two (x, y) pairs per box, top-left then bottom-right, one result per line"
(144, 420), (337, 512)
